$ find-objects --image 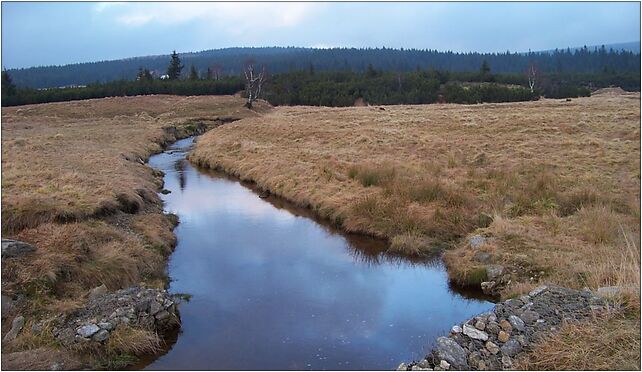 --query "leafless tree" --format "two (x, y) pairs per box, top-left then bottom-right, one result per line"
(243, 60), (267, 108)
(211, 64), (223, 80)
(527, 63), (537, 93)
